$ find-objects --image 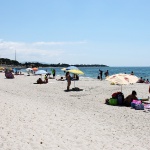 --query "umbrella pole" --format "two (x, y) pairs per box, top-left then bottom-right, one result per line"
(74, 80), (75, 88)
(121, 85), (122, 92)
